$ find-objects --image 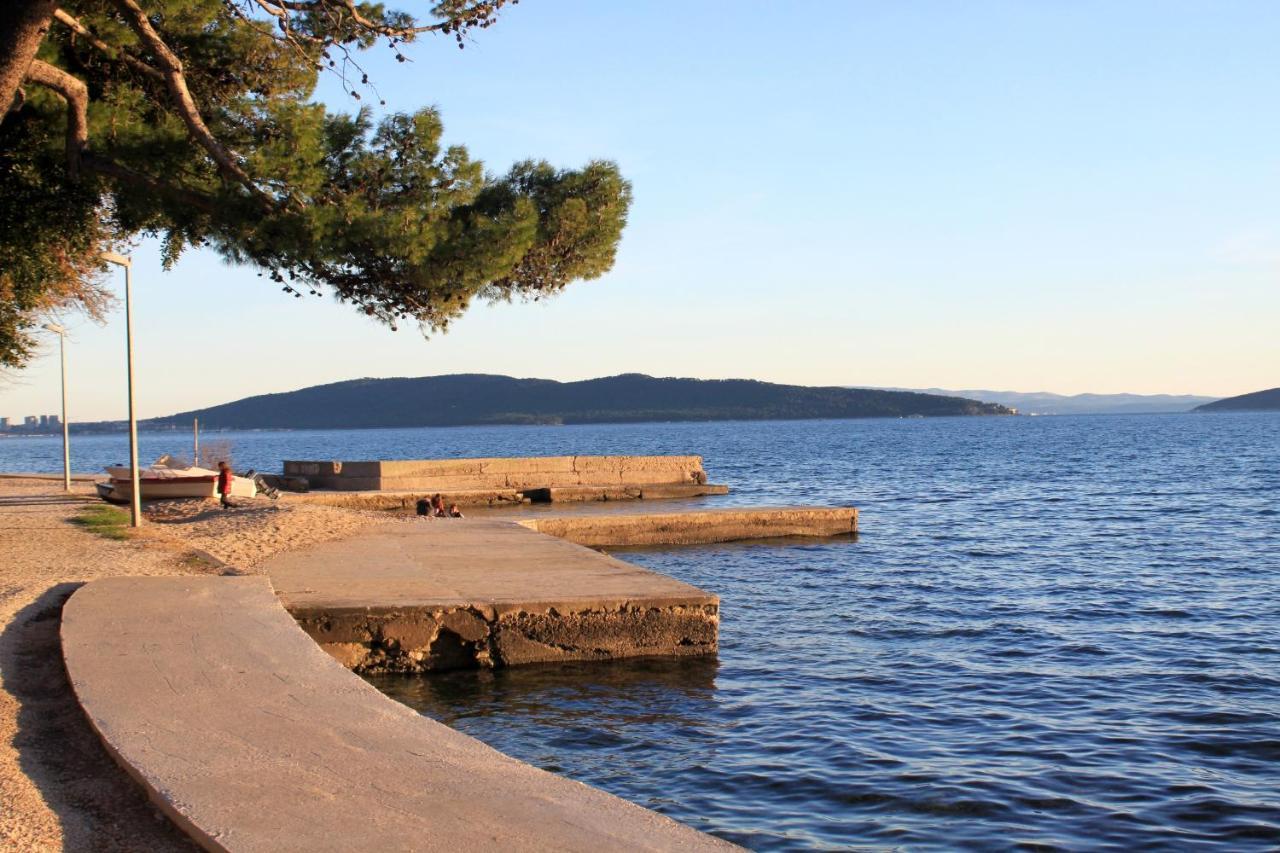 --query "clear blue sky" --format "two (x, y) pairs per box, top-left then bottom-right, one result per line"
(4, 0), (1278, 420)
